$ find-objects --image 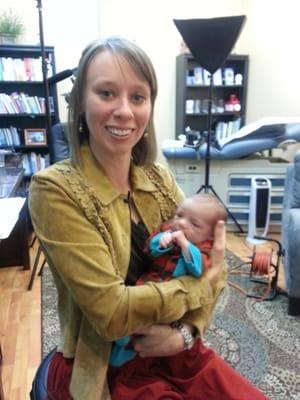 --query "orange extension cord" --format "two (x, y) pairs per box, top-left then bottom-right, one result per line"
(228, 248), (276, 301)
